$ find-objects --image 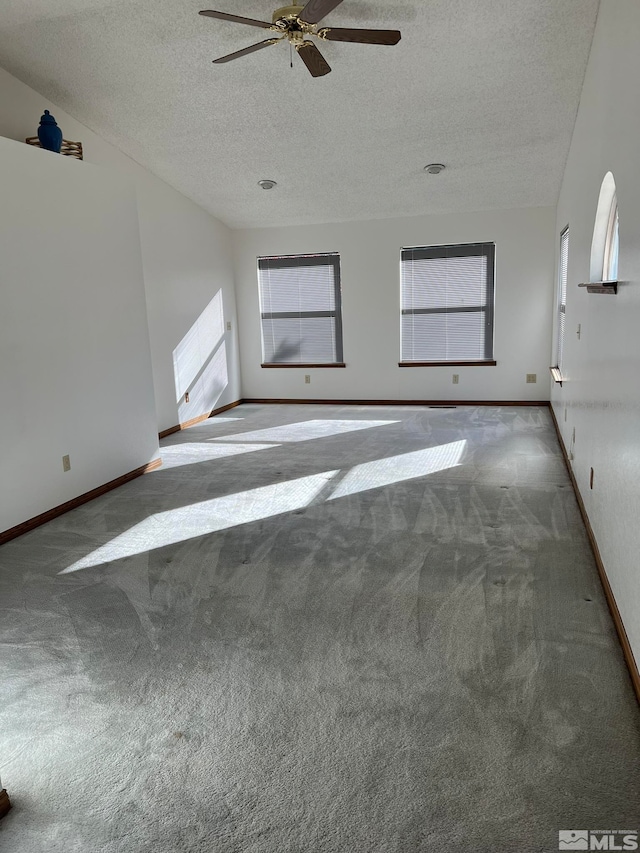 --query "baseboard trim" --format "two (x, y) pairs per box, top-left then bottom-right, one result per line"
(0, 789), (11, 819)
(549, 404), (640, 705)
(159, 400), (242, 439)
(241, 398), (551, 407)
(0, 458), (162, 547)
(1, 400), (245, 547)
